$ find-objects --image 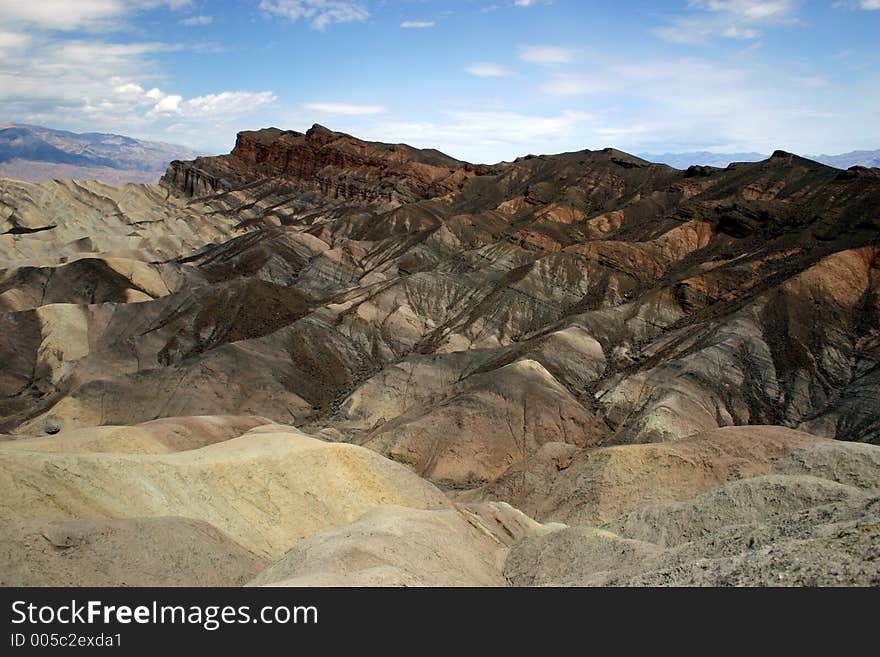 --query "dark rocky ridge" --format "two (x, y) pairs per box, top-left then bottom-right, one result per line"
(164, 124), (494, 206)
